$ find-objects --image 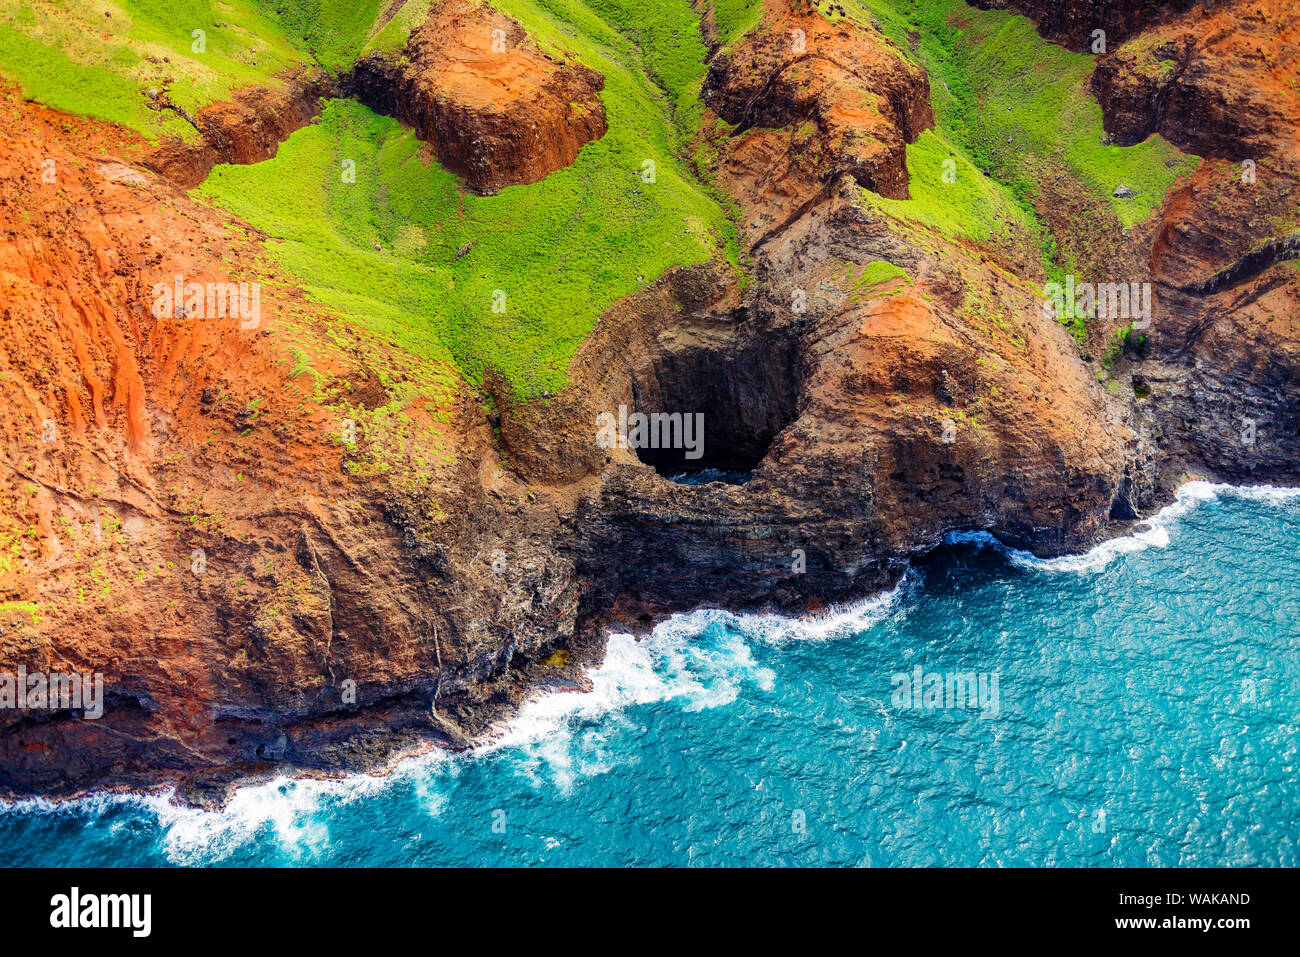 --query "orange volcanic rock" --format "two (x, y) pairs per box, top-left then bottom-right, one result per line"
(141, 71), (326, 188)
(1118, 7), (1300, 485)
(1, 0), (1297, 808)
(0, 85), (491, 802)
(348, 0), (607, 193)
(1091, 0), (1300, 162)
(703, 0), (933, 203)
